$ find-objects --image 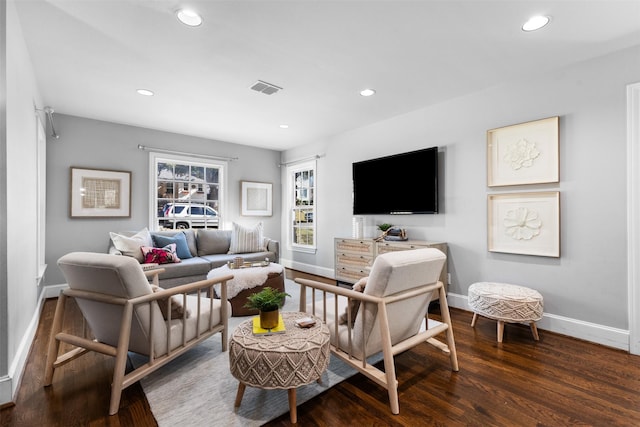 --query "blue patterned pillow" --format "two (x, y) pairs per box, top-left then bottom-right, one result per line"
(152, 232), (193, 259)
